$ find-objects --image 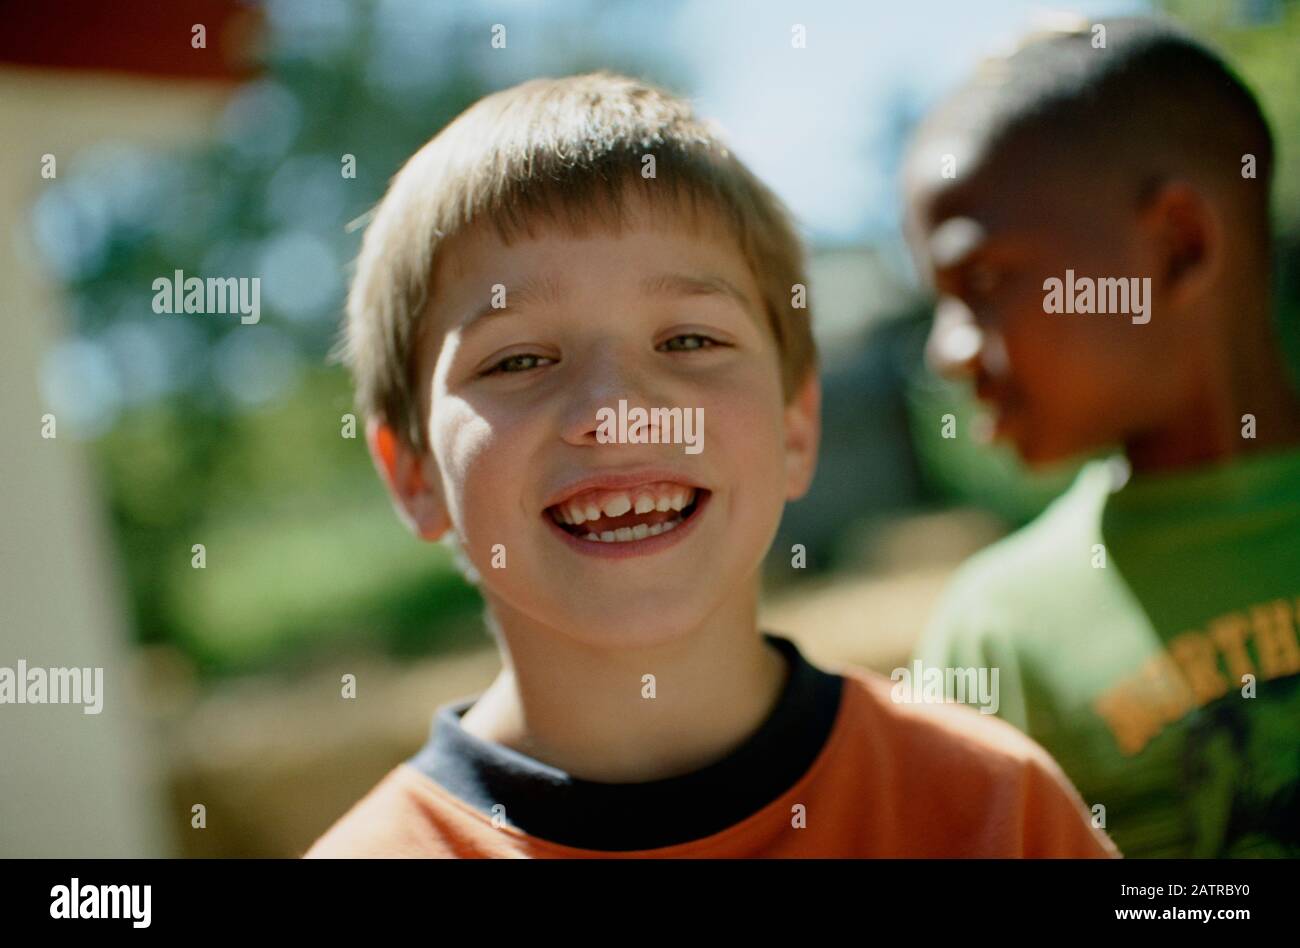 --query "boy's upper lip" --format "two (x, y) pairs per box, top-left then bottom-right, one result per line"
(974, 371), (1016, 411)
(542, 467), (709, 510)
